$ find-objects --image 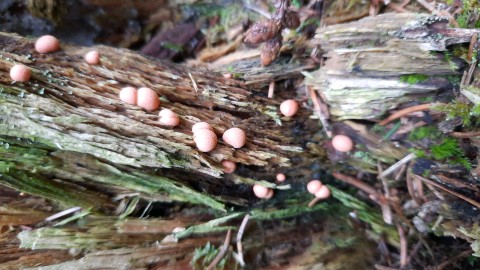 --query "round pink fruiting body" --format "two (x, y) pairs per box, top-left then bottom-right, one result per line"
(253, 184), (269, 198)
(307, 180), (323, 194)
(222, 127), (246, 148)
(221, 160), (236, 173)
(119, 87), (137, 105)
(84, 50), (100, 65)
(264, 189), (274, 199)
(276, 173), (286, 182)
(194, 129), (217, 152)
(159, 109), (176, 118)
(332, 134), (354, 152)
(192, 122), (213, 133)
(160, 115), (180, 127)
(137, 87), (160, 111)
(314, 185), (331, 199)
(10, 64), (31, 82)
(35, 35), (60, 54)
(280, 99), (299, 117)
